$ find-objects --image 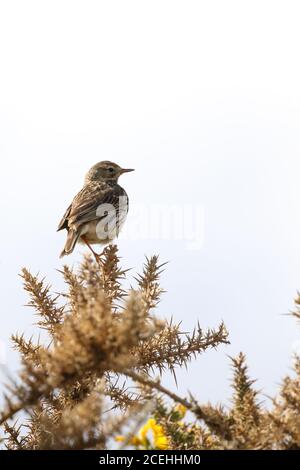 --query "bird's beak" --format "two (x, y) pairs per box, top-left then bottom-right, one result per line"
(120, 168), (135, 174)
